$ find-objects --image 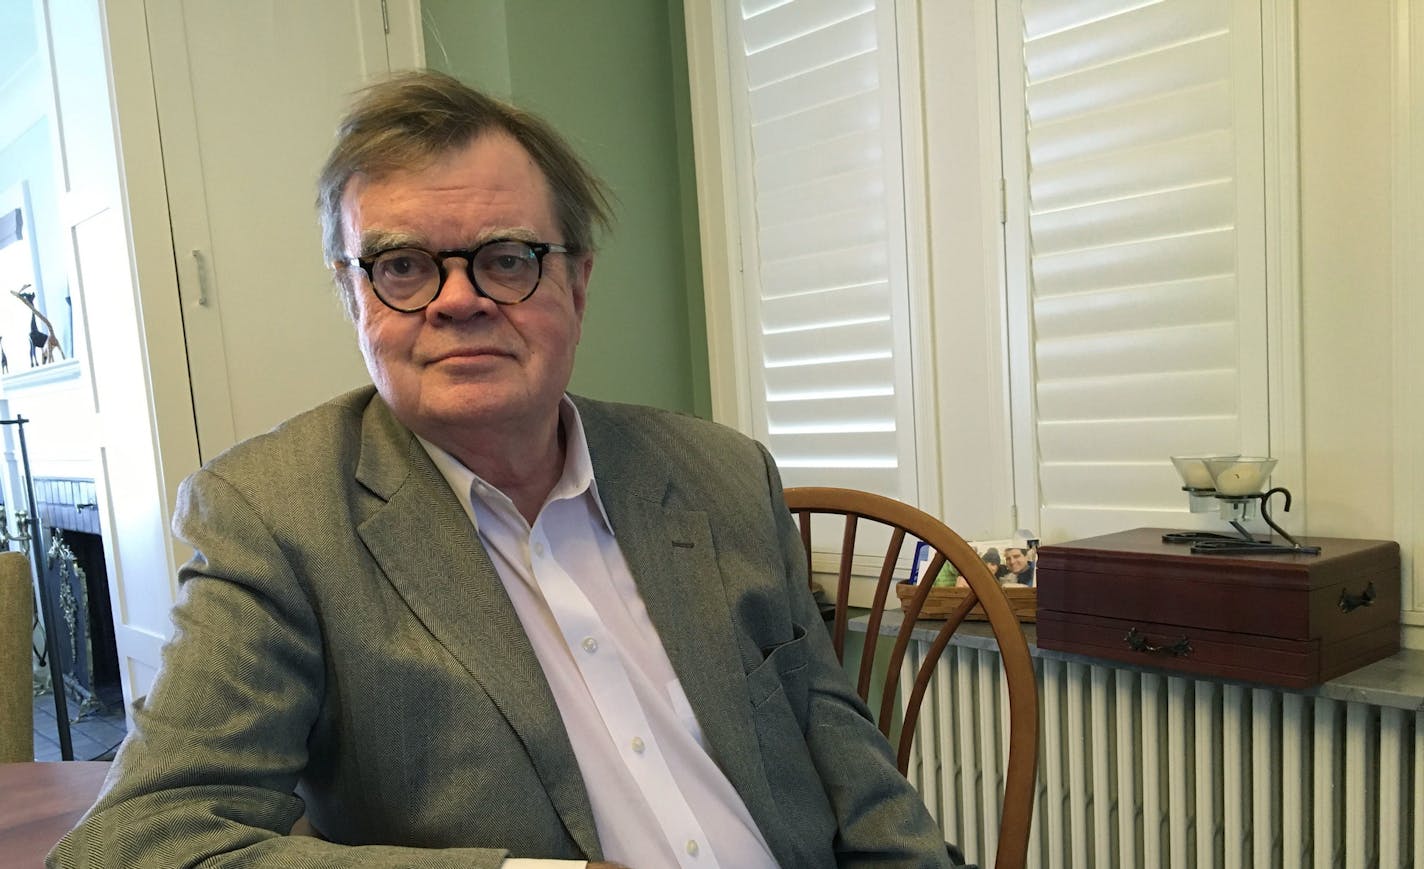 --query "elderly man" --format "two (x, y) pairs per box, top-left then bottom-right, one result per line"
(50, 72), (952, 868)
